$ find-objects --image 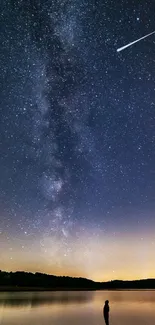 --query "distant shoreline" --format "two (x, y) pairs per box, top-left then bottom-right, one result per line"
(0, 286), (155, 292)
(1, 271), (155, 291)
(0, 286), (96, 292)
